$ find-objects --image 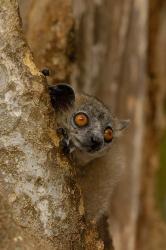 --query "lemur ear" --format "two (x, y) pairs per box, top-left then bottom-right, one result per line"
(48, 84), (75, 111)
(114, 119), (130, 137)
